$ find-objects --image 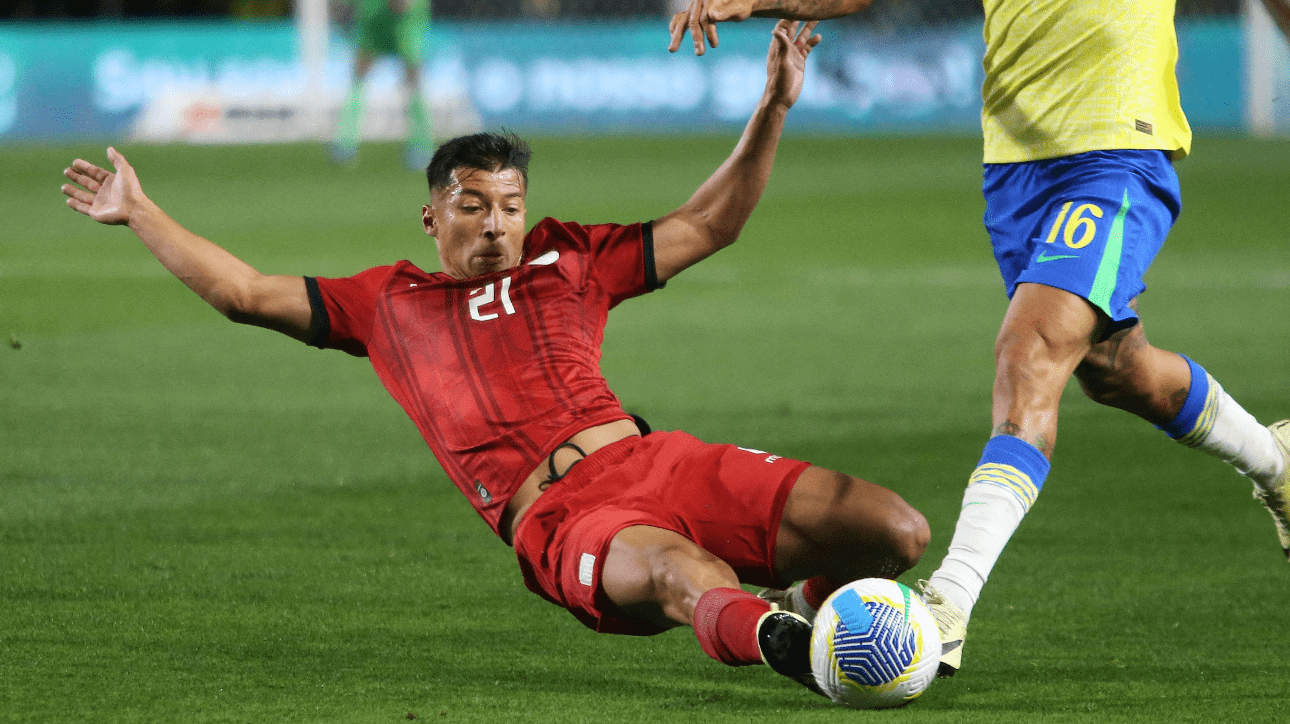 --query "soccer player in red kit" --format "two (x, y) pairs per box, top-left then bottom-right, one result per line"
(61, 21), (928, 696)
